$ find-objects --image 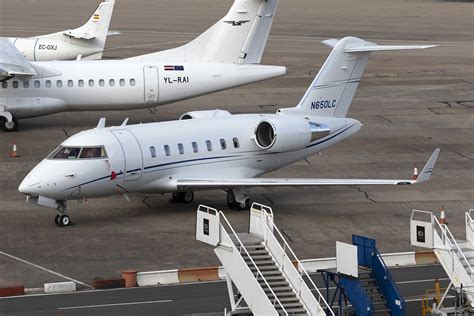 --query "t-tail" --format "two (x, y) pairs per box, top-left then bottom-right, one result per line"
(37, 0), (116, 60)
(131, 0), (280, 64)
(280, 37), (436, 117)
